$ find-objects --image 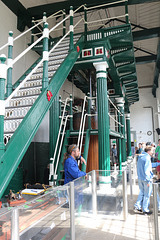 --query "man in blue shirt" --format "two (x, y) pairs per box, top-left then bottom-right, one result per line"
(134, 146), (160, 215)
(64, 144), (86, 184)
